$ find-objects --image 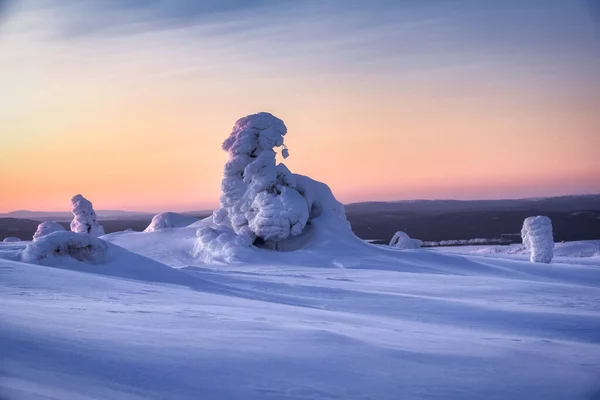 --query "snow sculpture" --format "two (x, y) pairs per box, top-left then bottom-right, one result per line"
(3, 236), (21, 243)
(389, 231), (422, 249)
(144, 212), (198, 232)
(212, 112), (310, 244)
(194, 112), (350, 262)
(521, 216), (554, 263)
(33, 221), (66, 241)
(70, 194), (105, 237)
(22, 231), (108, 265)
